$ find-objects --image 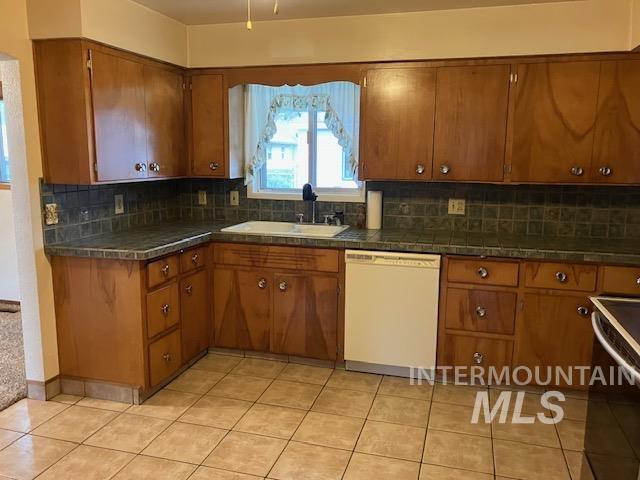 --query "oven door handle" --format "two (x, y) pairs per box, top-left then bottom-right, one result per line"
(591, 312), (640, 384)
